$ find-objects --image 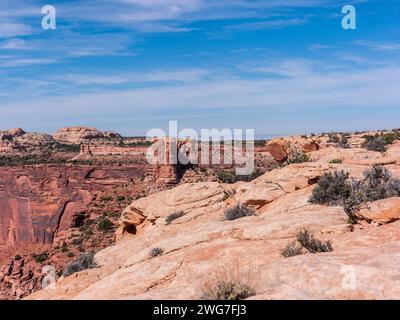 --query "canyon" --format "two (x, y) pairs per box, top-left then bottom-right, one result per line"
(1, 126), (400, 300)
